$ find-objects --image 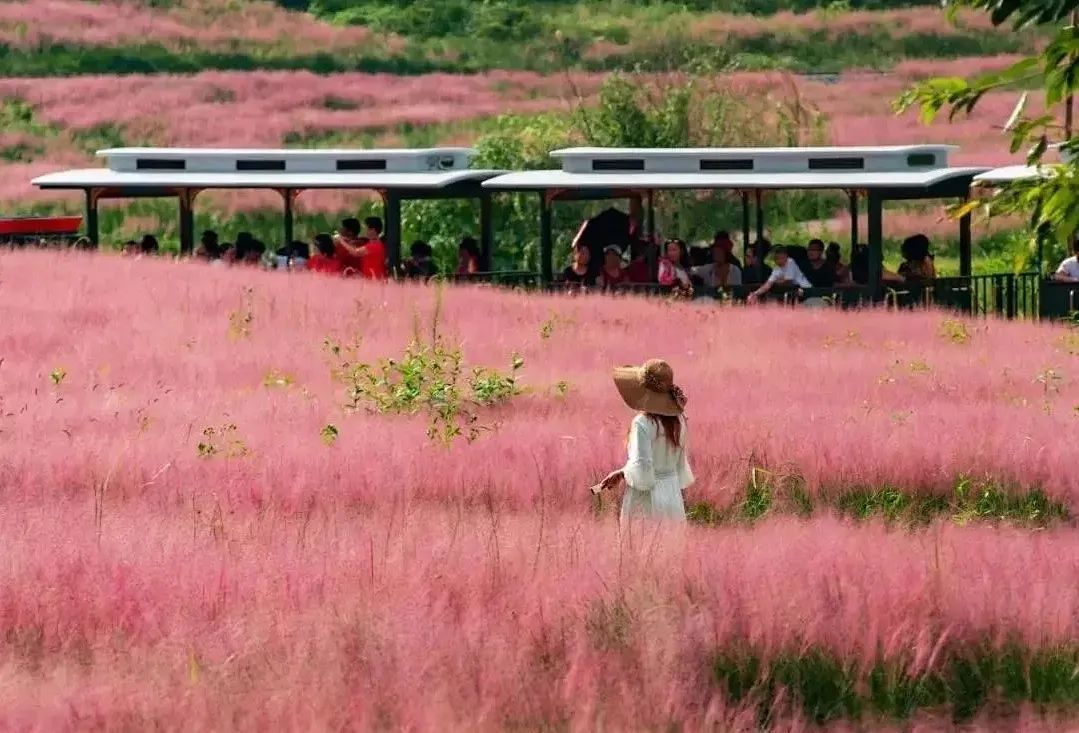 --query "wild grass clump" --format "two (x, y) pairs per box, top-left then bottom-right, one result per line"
(685, 477), (1070, 527)
(325, 287), (523, 444)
